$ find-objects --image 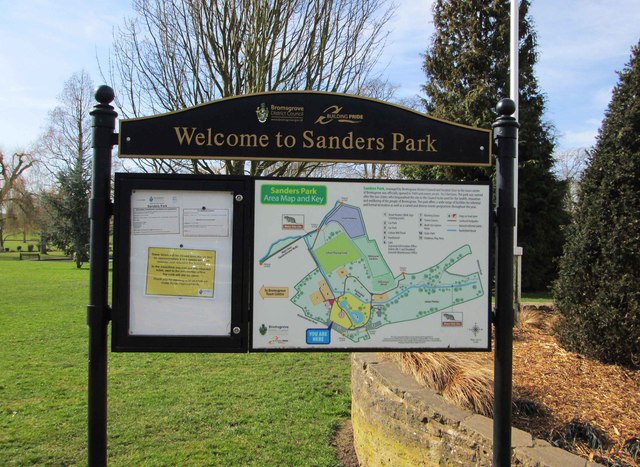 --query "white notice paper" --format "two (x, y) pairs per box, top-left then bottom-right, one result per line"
(128, 189), (234, 336)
